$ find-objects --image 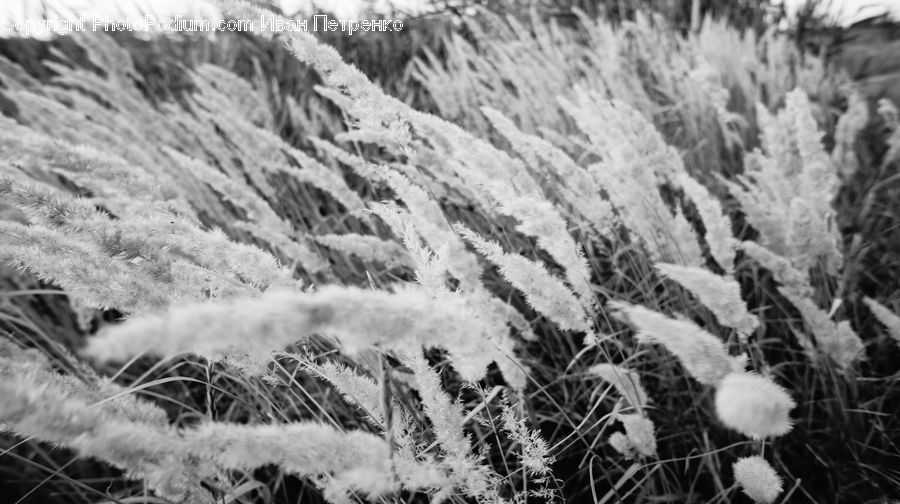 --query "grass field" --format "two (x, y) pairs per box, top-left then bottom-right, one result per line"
(1, 2), (900, 503)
